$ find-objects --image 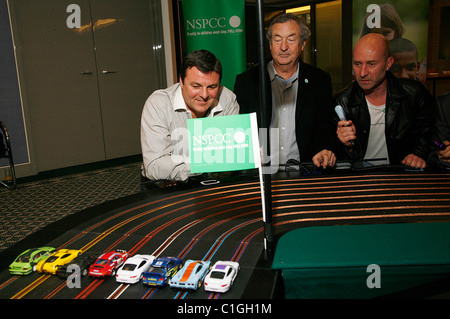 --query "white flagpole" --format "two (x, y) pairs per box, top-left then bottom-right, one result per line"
(250, 112), (272, 252)
(251, 113), (266, 225)
(255, 0), (274, 253)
